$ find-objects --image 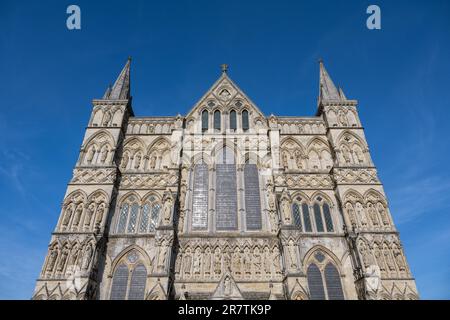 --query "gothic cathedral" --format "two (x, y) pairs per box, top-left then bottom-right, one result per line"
(33, 59), (419, 300)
